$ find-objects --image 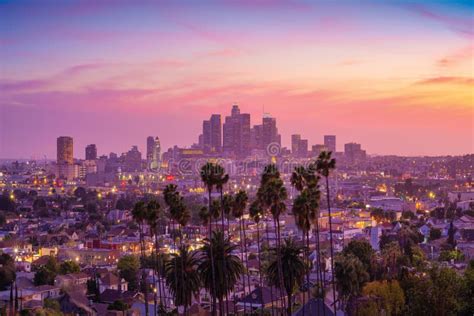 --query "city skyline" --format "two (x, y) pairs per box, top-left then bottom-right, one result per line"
(1, 0), (473, 158)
